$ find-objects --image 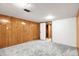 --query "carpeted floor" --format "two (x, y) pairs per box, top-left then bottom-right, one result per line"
(0, 40), (78, 56)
